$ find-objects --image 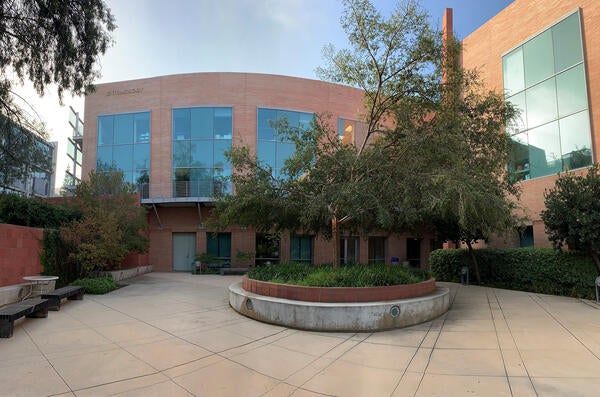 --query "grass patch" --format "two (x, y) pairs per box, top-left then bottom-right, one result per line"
(247, 262), (431, 287)
(70, 276), (119, 294)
